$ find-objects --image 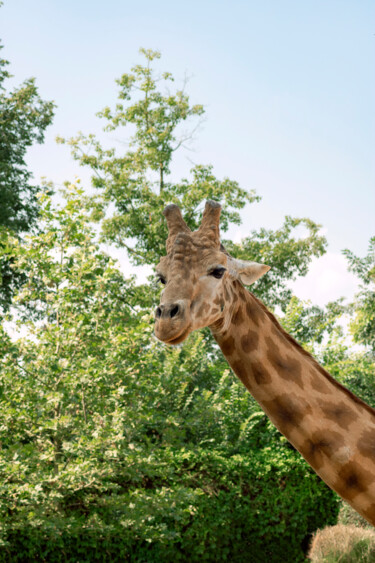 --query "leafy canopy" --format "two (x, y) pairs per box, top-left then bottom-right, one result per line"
(59, 48), (326, 311)
(0, 45), (54, 233)
(57, 48), (259, 264)
(0, 41), (55, 311)
(343, 237), (375, 354)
